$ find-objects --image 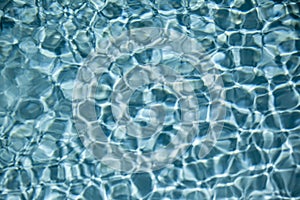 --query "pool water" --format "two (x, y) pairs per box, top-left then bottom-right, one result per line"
(0, 0), (300, 199)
